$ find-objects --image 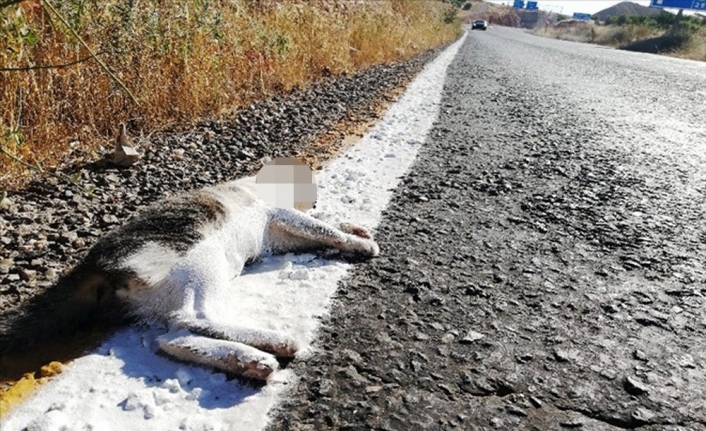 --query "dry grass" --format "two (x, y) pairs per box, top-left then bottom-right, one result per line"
(535, 21), (706, 61)
(669, 27), (706, 61)
(534, 21), (661, 46)
(0, 0), (461, 188)
(458, 0), (520, 27)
